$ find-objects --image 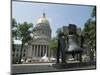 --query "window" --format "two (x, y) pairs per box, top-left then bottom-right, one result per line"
(13, 49), (15, 52)
(16, 54), (18, 57)
(23, 54), (25, 57)
(24, 49), (26, 52)
(13, 54), (14, 57)
(17, 49), (19, 52)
